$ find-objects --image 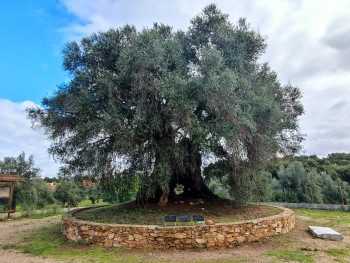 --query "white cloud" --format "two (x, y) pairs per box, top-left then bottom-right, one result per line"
(0, 99), (60, 177)
(4, 1), (349, 180)
(56, 0), (350, 157)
